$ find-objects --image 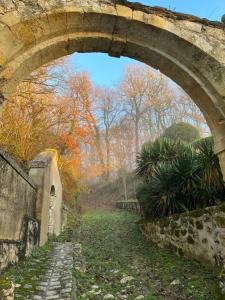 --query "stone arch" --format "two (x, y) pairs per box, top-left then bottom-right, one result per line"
(0, 0), (225, 174)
